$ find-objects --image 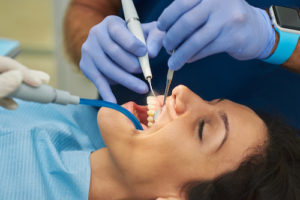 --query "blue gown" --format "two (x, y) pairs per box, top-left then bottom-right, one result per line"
(0, 101), (104, 200)
(113, 0), (300, 129)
